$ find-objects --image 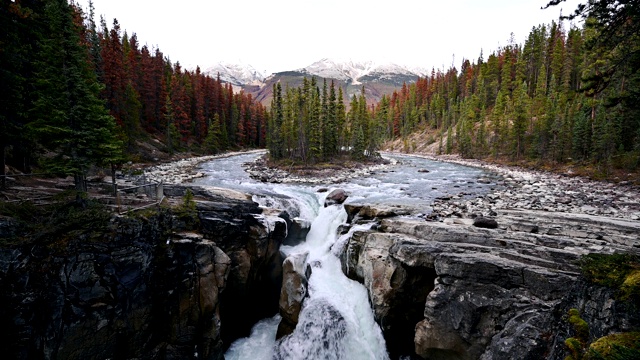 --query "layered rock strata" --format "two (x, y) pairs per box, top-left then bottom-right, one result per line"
(340, 204), (640, 360)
